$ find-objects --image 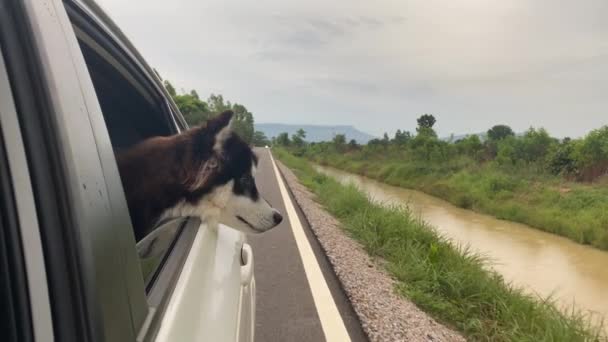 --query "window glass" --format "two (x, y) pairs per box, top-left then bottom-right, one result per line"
(137, 218), (187, 288)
